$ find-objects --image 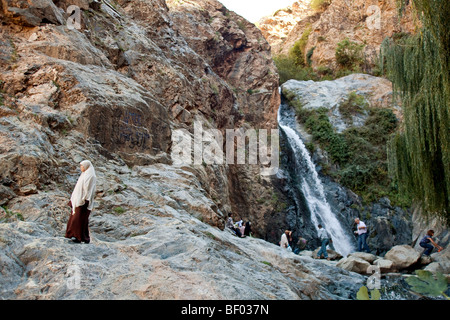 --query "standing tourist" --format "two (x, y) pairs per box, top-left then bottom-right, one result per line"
(354, 218), (370, 253)
(65, 160), (97, 244)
